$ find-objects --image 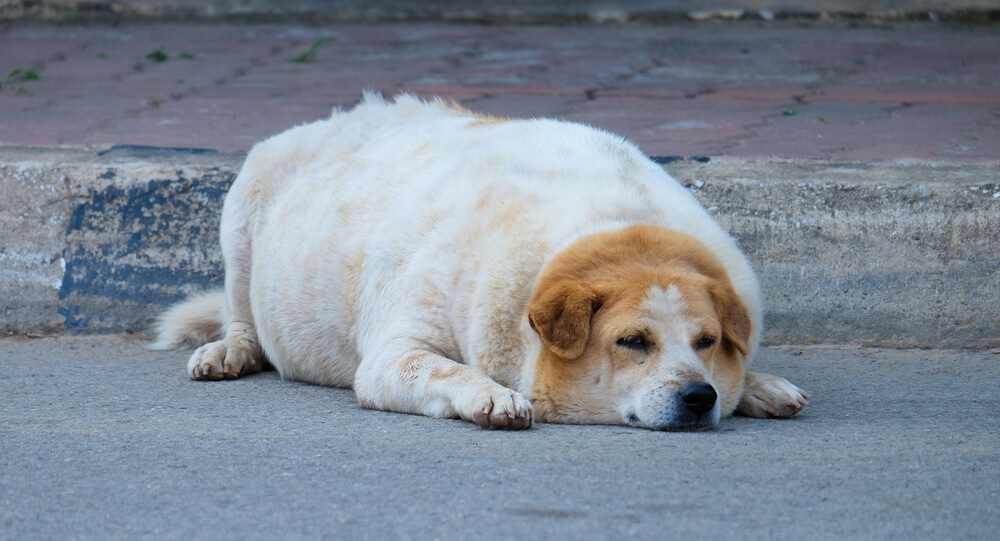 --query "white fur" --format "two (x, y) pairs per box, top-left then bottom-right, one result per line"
(153, 94), (807, 429)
